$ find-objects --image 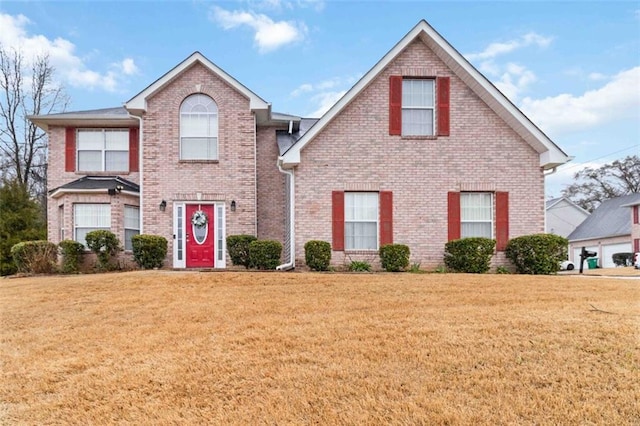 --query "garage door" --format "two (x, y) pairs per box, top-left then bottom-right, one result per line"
(573, 246), (598, 268)
(602, 243), (632, 268)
